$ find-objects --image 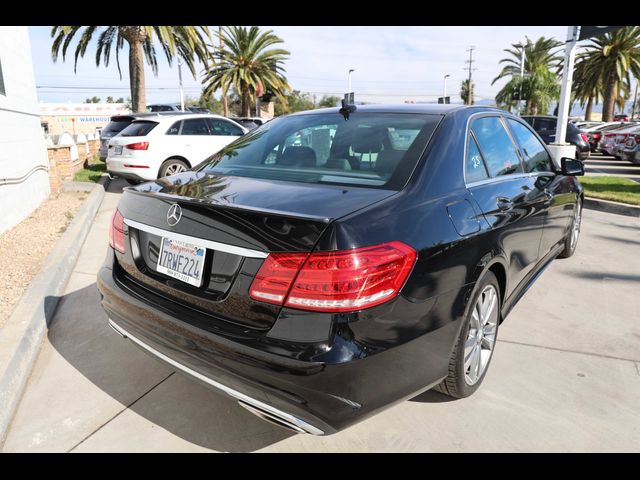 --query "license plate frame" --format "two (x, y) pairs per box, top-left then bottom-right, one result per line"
(156, 237), (207, 287)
